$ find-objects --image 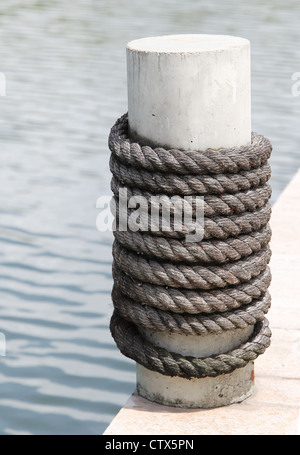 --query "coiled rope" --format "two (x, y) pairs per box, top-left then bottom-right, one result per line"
(109, 113), (272, 378)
